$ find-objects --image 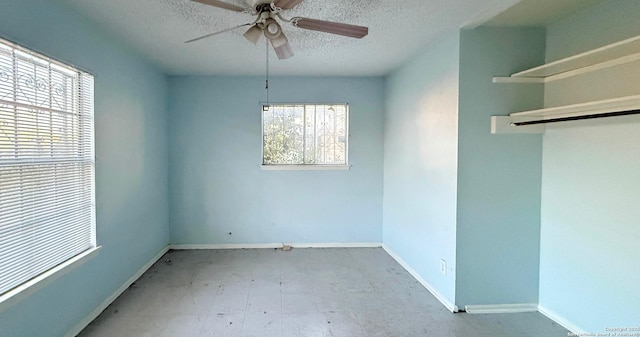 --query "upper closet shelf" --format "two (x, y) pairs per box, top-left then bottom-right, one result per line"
(493, 35), (640, 83)
(511, 94), (640, 121)
(491, 95), (640, 134)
